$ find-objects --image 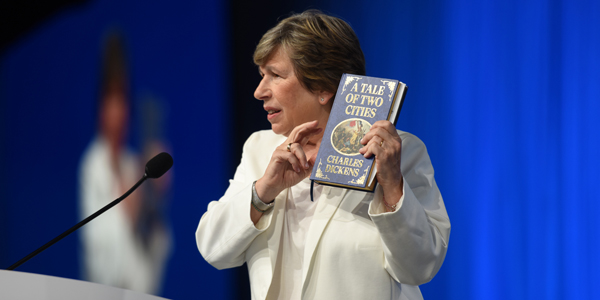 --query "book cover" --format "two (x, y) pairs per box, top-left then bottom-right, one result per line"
(310, 73), (407, 192)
